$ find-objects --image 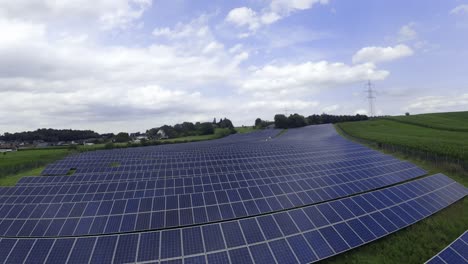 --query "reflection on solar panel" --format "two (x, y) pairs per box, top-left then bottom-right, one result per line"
(425, 231), (468, 264)
(0, 124), (466, 263)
